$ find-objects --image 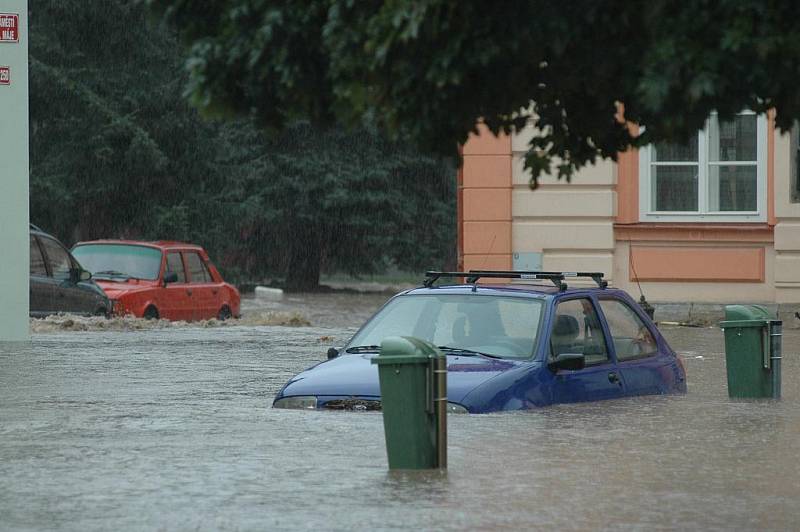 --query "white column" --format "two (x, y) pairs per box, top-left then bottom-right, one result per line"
(0, 1), (29, 341)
